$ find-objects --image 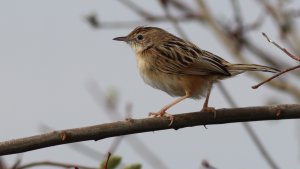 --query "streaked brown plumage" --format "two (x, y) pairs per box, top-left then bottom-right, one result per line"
(113, 26), (279, 125)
